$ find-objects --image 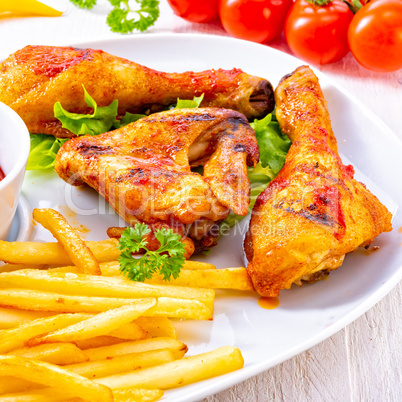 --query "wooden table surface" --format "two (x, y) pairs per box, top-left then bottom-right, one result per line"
(1, 1), (401, 400)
